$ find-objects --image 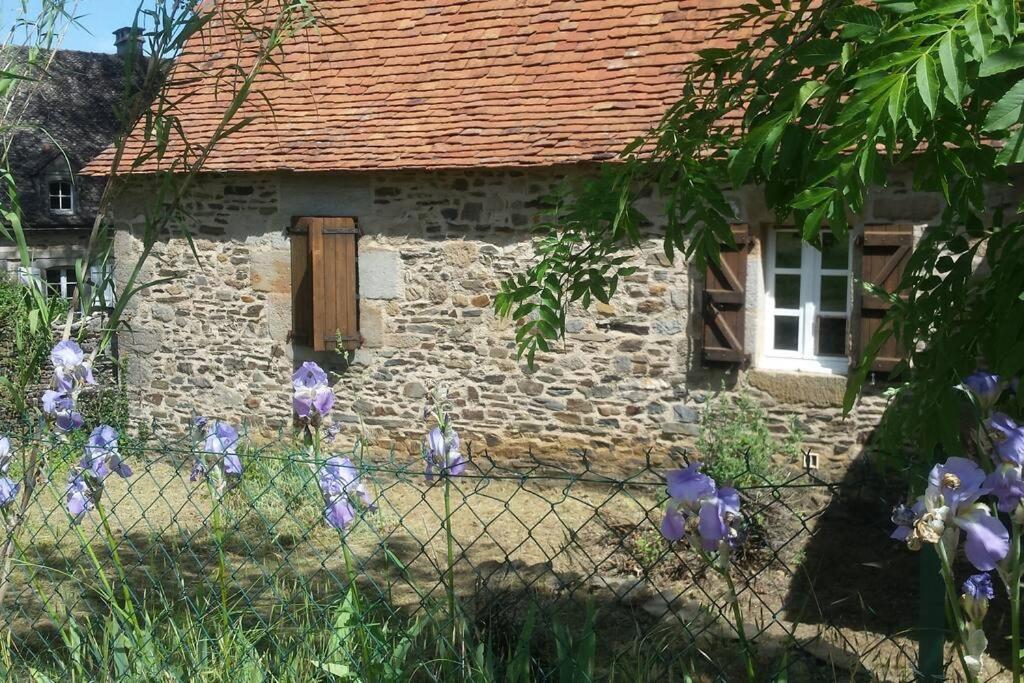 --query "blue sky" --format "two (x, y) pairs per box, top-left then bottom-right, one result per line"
(3, 0), (148, 53)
